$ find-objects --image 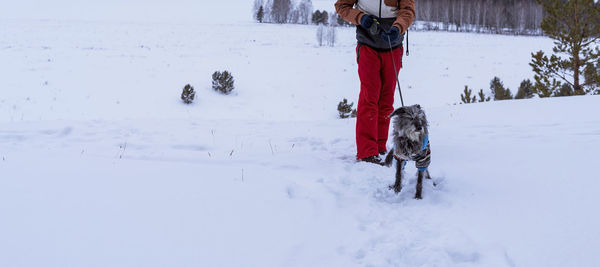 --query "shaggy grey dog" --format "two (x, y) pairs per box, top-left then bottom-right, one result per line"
(383, 104), (432, 199)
